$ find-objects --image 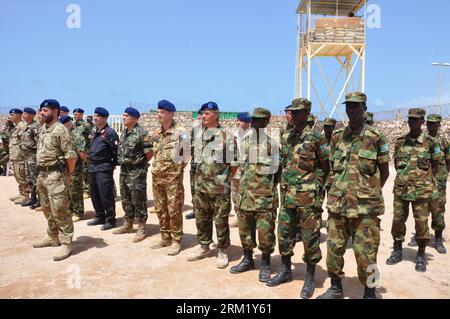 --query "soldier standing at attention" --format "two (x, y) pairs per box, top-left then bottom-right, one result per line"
(386, 108), (440, 272)
(19, 108), (40, 207)
(187, 101), (237, 269)
(33, 99), (77, 261)
(113, 107), (153, 243)
(83, 114), (94, 198)
(229, 107), (280, 282)
(59, 106), (70, 118)
(267, 99), (329, 299)
(426, 114), (449, 254)
(86, 107), (119, 230)
(0, 118), (15, 176)
(150, 100), (189, 256)
(318, 92), (389, 299)
(323, 118), (337, 145)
